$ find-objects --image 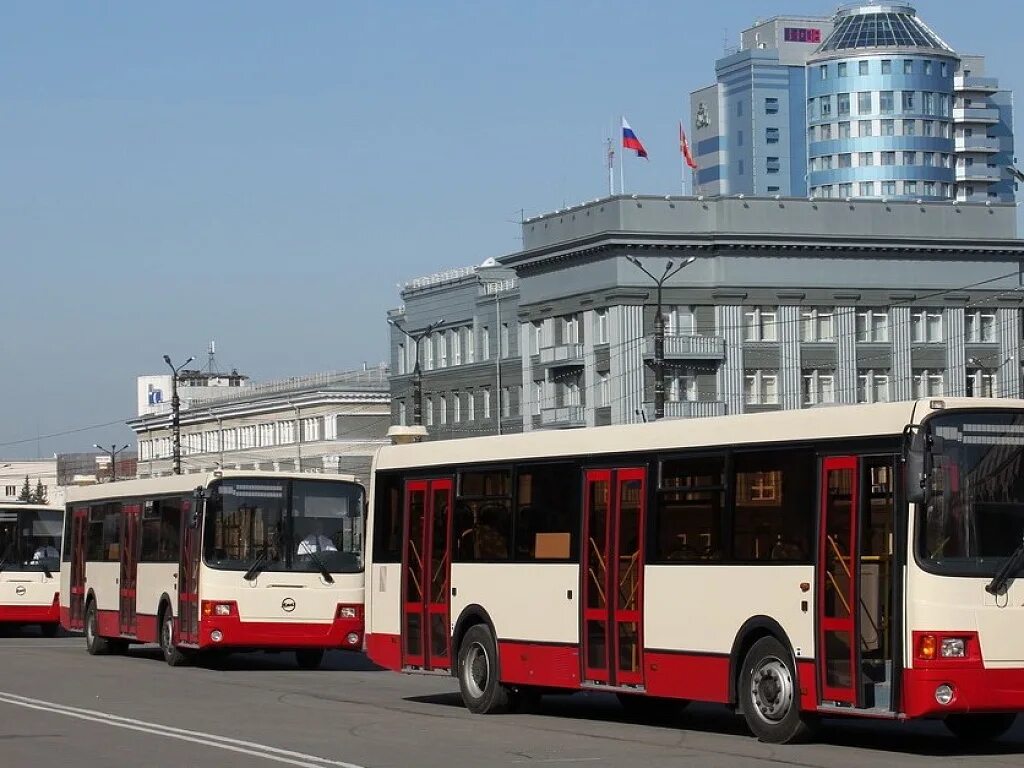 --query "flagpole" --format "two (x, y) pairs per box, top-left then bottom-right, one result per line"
(619, 115), (624, 195)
